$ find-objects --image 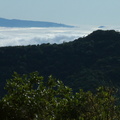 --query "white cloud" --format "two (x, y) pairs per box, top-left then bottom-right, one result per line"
(0, 25), (117, 47)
